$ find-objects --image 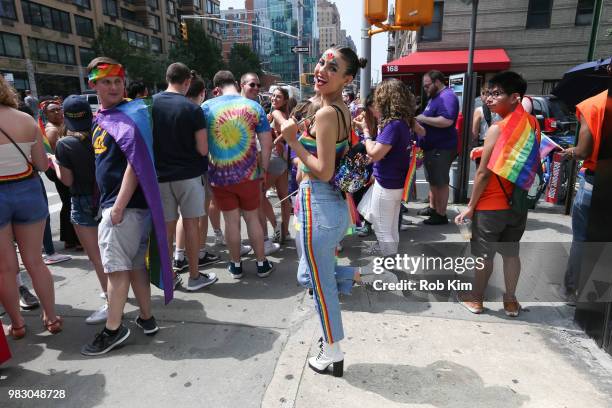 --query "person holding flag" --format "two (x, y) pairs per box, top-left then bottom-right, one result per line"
(356, 79), (424, 257)
(81, 57), (173, 356)
(456, 71), (541, 318)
